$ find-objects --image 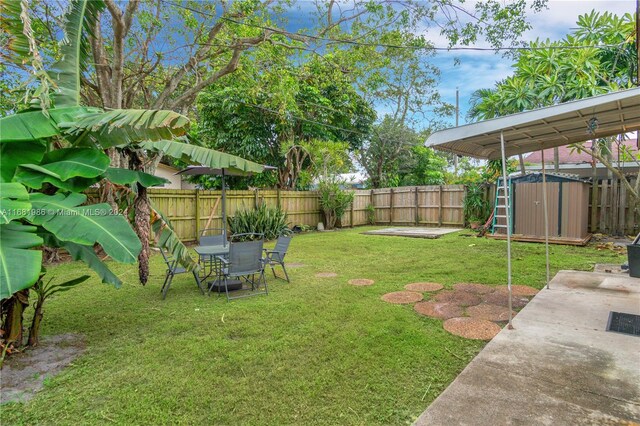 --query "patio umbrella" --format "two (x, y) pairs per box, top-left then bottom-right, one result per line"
(175, 165), (276, 243)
